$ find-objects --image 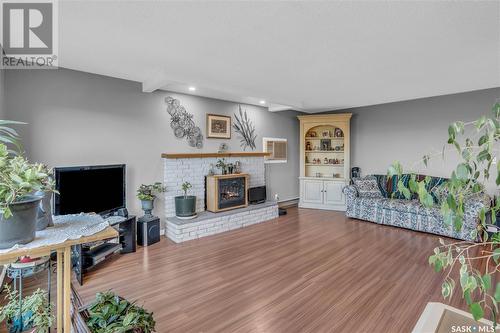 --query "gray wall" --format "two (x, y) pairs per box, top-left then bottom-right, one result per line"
(4, 68), (300, 219)
(0, 69), (4, 118)
(332, 88), (500, 193)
